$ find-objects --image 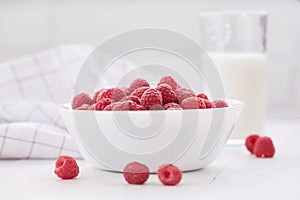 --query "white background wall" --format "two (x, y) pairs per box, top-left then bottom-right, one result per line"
(0, 0), (299, 118)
